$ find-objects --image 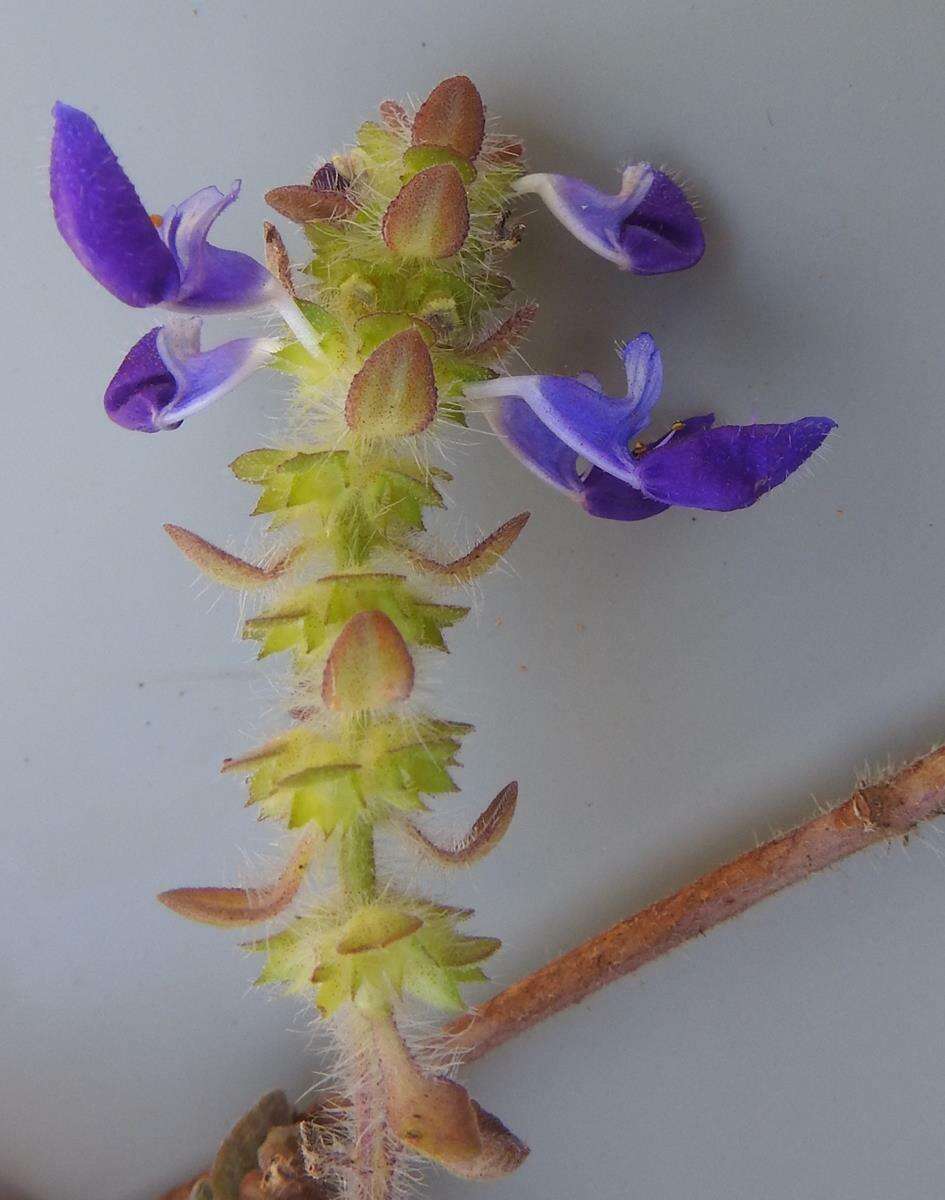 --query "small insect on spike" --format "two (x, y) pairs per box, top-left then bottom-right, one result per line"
(157, 834), (317, 927)
(321, 611), (415, 712)
(164, 524), (297, 589)
(403, 782), (518, 865)
(409, 513), (530, 583)
(382, 164), (470, 259)
(345, 328), (438, 437)
(372, 1015), (528, 1179)
(264, 184), (354, 224)
(412, 75), (486, 161)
